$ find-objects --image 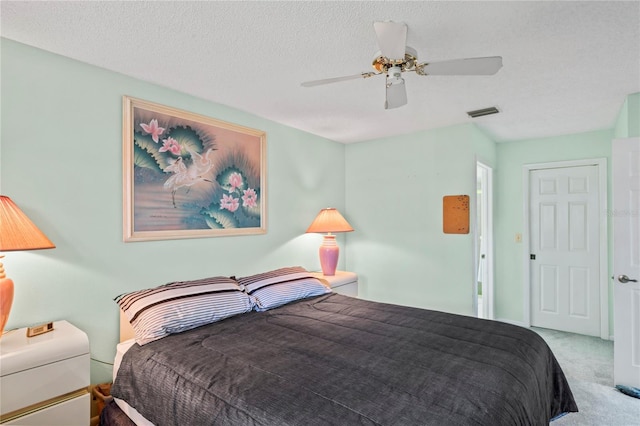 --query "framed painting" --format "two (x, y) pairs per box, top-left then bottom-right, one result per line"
(123, 96), (267, 242)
